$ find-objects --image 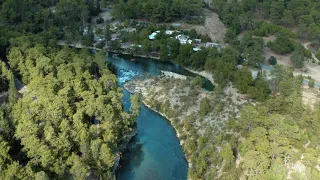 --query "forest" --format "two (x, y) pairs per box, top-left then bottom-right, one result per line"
(212, 0), (320, 42)
(0, 0), (140, 179)
(112, 0), (204, 22)
(1, 0), (320, 179)
(110, 0), (320, 179)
